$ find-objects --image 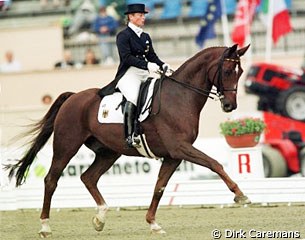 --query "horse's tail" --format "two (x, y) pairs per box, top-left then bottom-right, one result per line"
(5, 92), (75, 187)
